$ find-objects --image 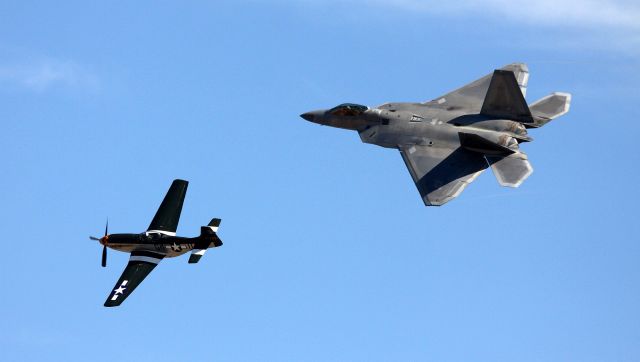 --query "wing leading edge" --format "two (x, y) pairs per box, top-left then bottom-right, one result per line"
(104, 250), (165, 307)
